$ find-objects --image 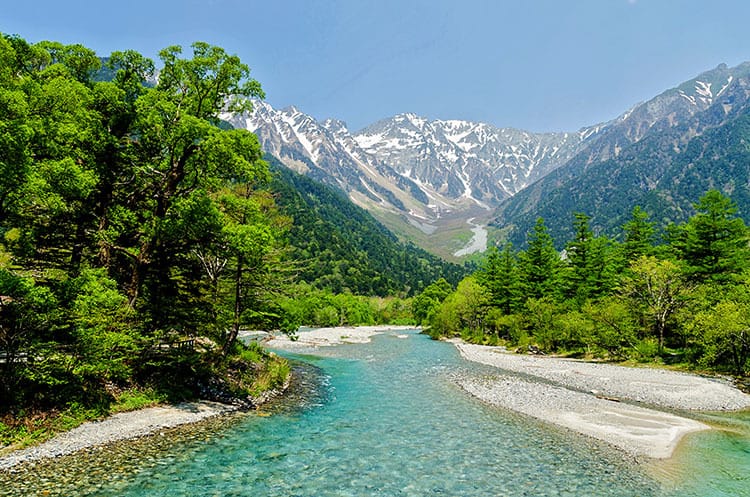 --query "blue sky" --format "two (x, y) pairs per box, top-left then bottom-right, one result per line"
(5, 0), (750, 132)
